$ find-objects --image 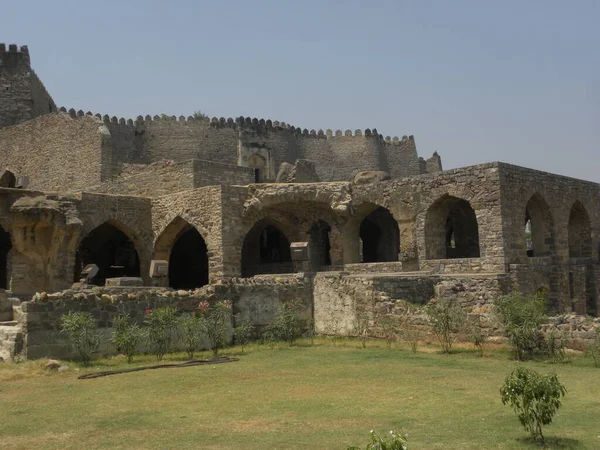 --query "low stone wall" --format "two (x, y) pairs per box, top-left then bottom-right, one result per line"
(19, 274), (311, 359)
